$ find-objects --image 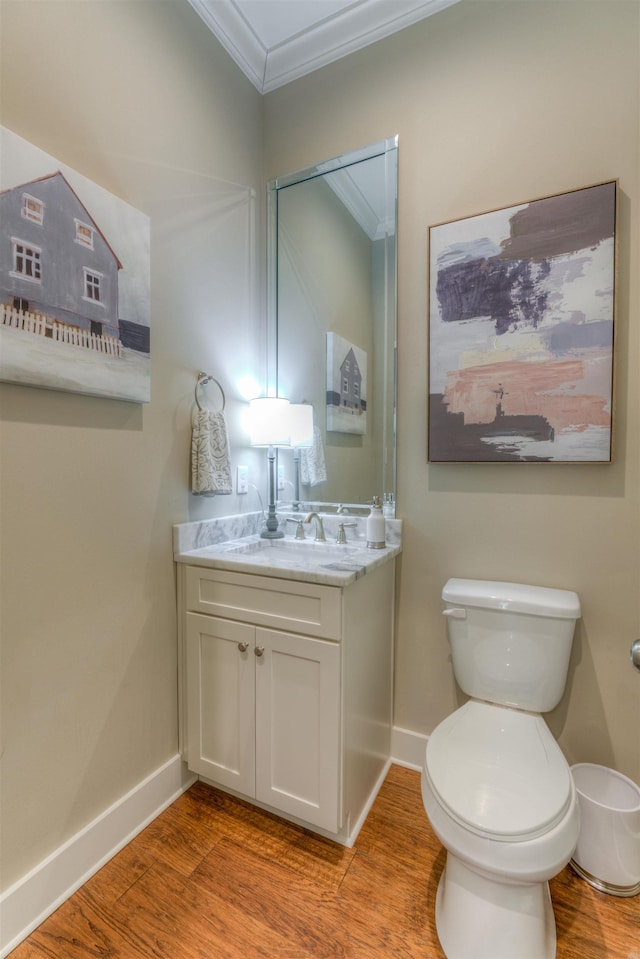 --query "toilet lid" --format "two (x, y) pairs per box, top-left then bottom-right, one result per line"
(426, 701), (572, 840)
